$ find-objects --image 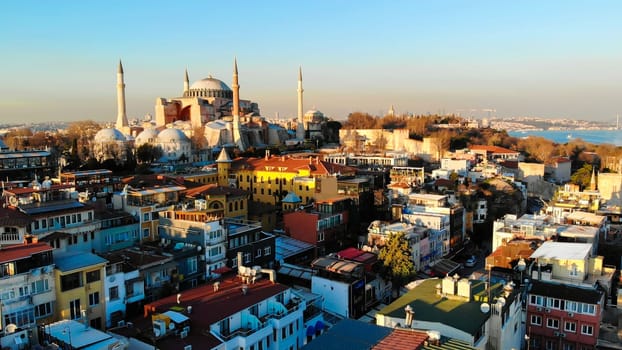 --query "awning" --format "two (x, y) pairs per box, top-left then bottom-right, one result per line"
(162, 310), (189, 324)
